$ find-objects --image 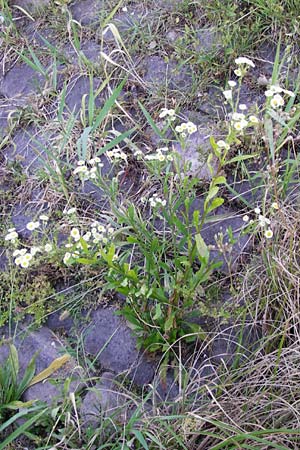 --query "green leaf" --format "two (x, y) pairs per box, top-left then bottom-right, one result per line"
(213, 176), (226, 185)
(204, 186), (219, 211)
(77, 126), (92, 161)
(8, 345), (19, 386)
(195, 234), (209, 264)
(225, 154), (256, 165)
(96, 128), (135, 156)
(91, 77), (127, 133)
(17, 354), (36, 397)
(205, 197), (224, 214)
(164, 313), (175, 333)
(132, 430), (149, 450)
(153, 303), (162, 321)
(0, 409), (47, 450)
(138, 101), (164, 139)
